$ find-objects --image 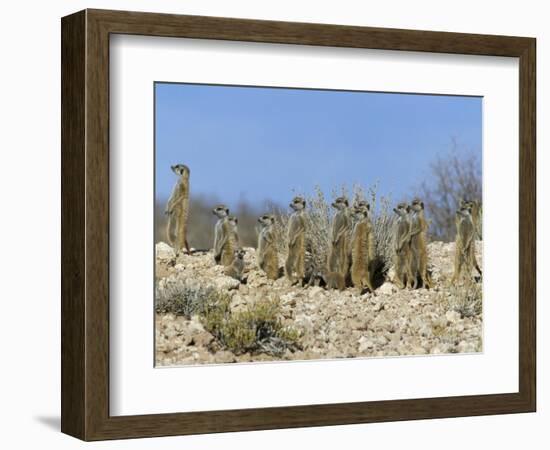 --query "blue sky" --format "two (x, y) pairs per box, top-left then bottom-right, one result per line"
(155, 83), (481, 207)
